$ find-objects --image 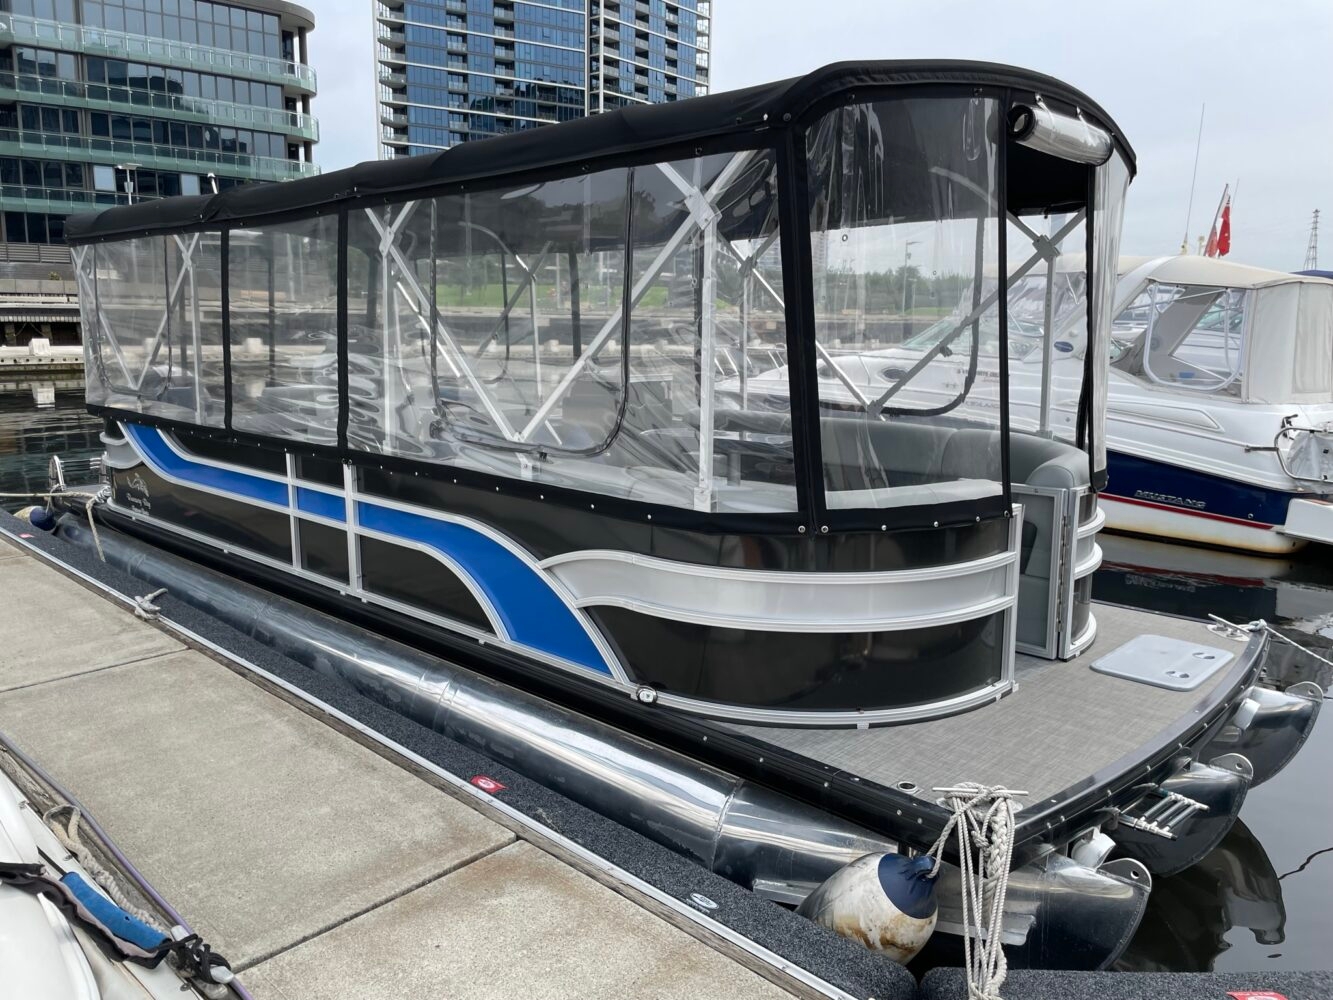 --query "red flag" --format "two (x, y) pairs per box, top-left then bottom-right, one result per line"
(1216, 196), (1231, 256)
(1205, 186), (1231, 257)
